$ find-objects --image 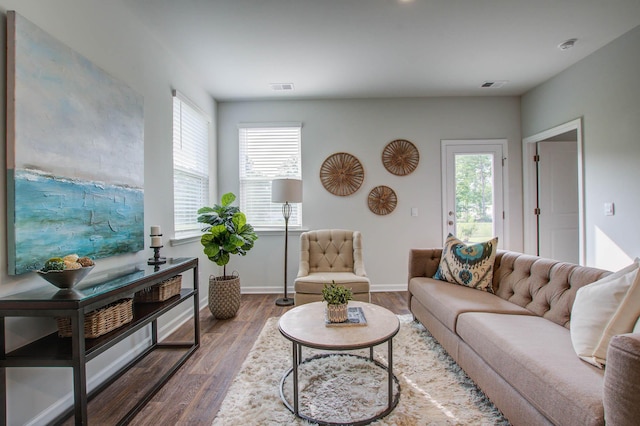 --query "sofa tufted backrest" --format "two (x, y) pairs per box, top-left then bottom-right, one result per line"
(494, 251), (610, 328)
(299, 229), (366, 275)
